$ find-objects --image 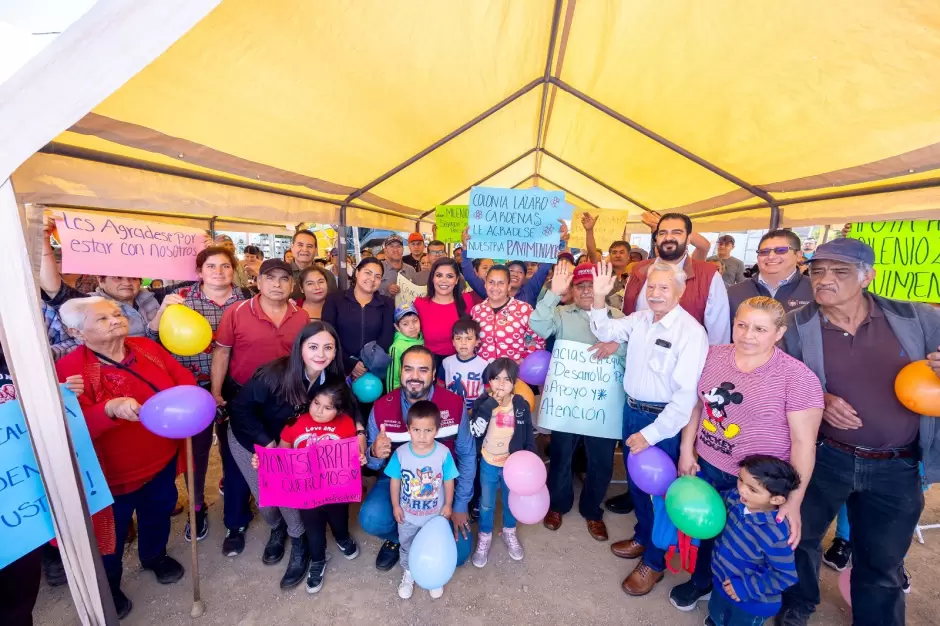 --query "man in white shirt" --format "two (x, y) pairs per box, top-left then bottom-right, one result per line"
(590, 260), (708, 598)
